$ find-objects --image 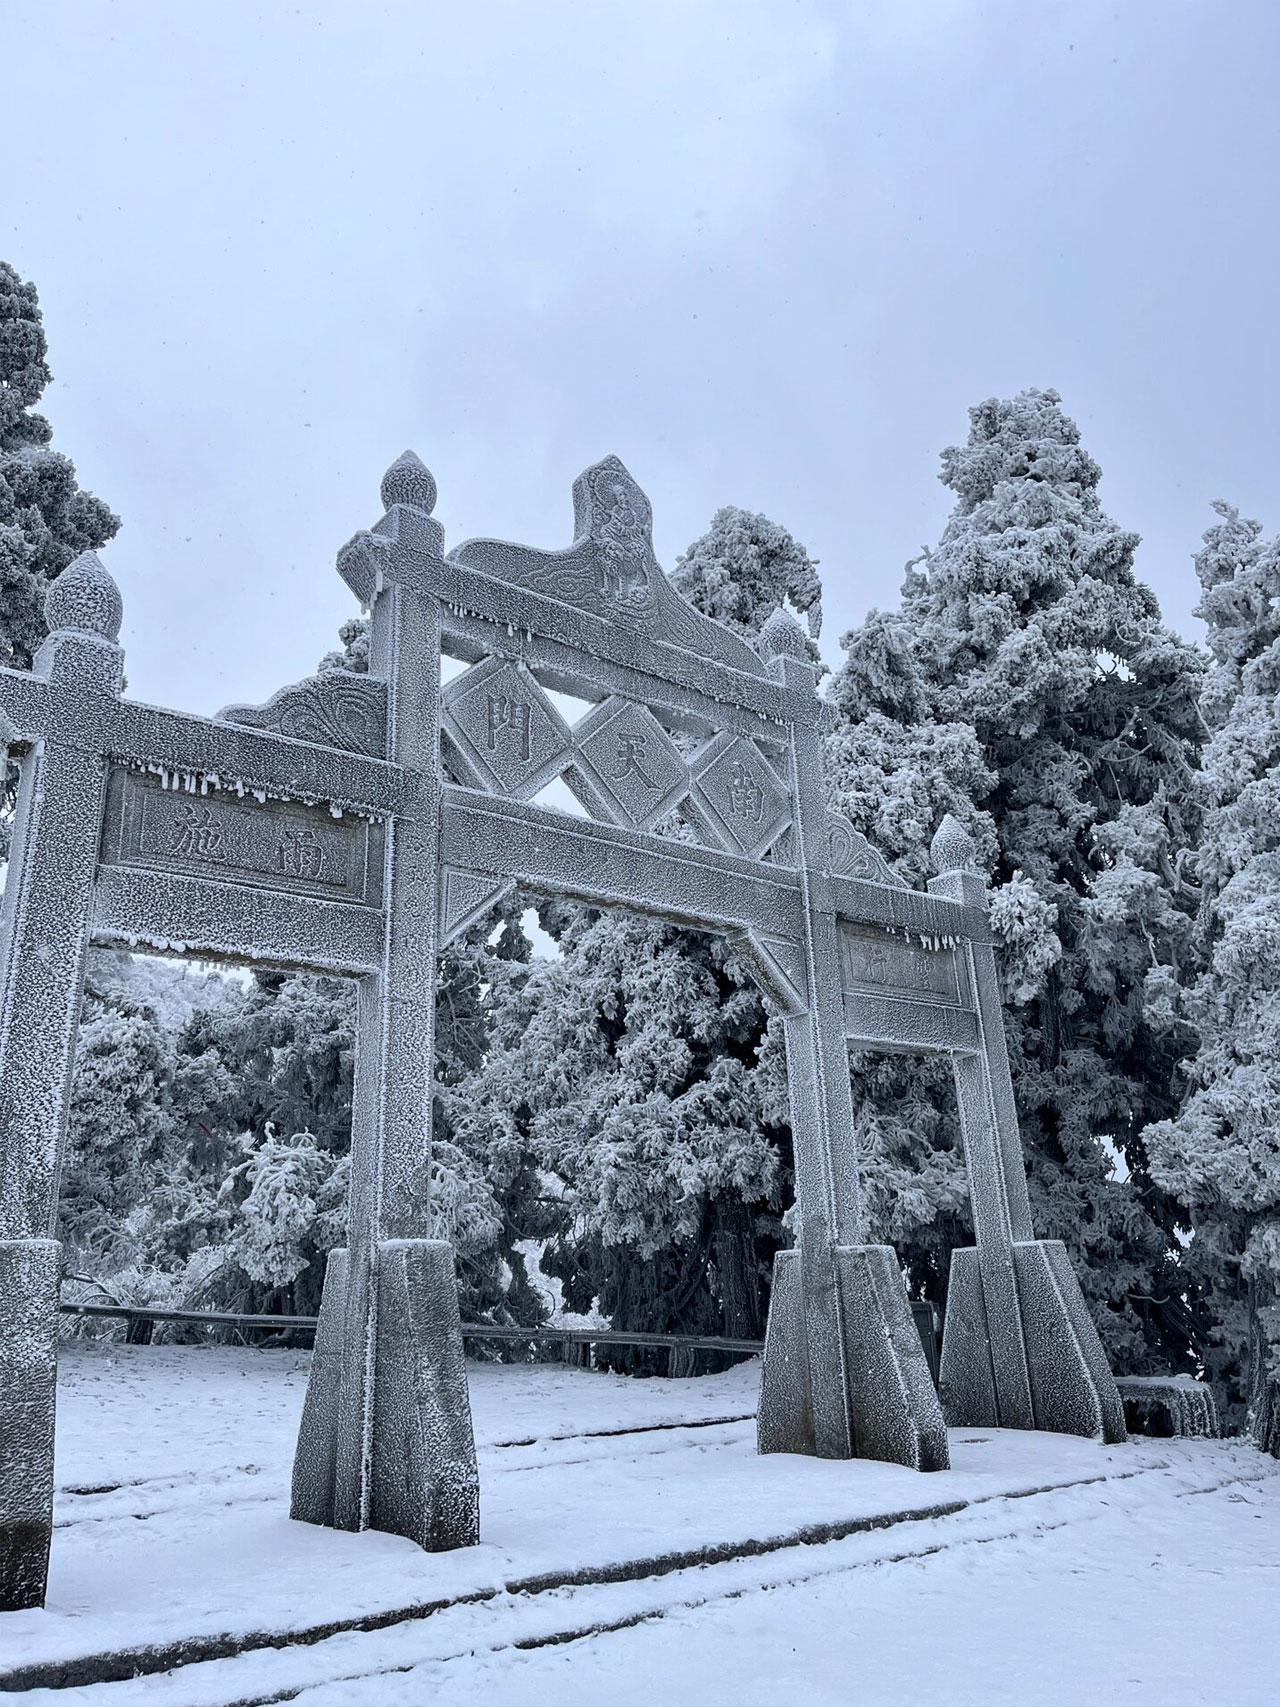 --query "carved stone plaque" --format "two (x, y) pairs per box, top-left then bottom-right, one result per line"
(690, 735), (791, 859)
(572, 698), (688, 829)
(838, 921), (963, 1006)
(442, 657), (573, 798)
(99, 767), (383, 906)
